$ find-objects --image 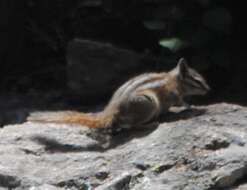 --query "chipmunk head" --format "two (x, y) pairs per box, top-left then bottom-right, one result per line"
(171, 58), (210, 96)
